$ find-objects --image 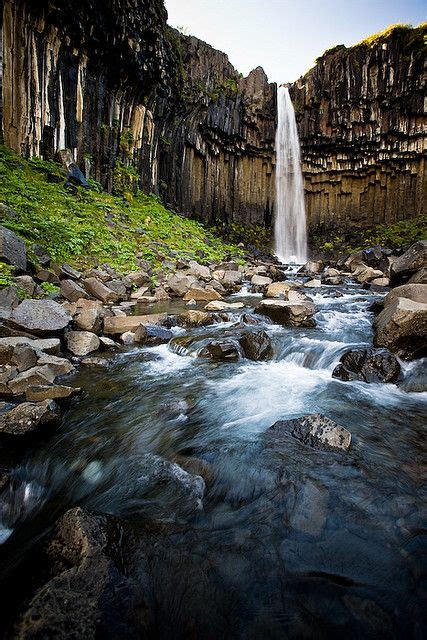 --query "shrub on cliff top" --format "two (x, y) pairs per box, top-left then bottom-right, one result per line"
(0, 145), (243, 273)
